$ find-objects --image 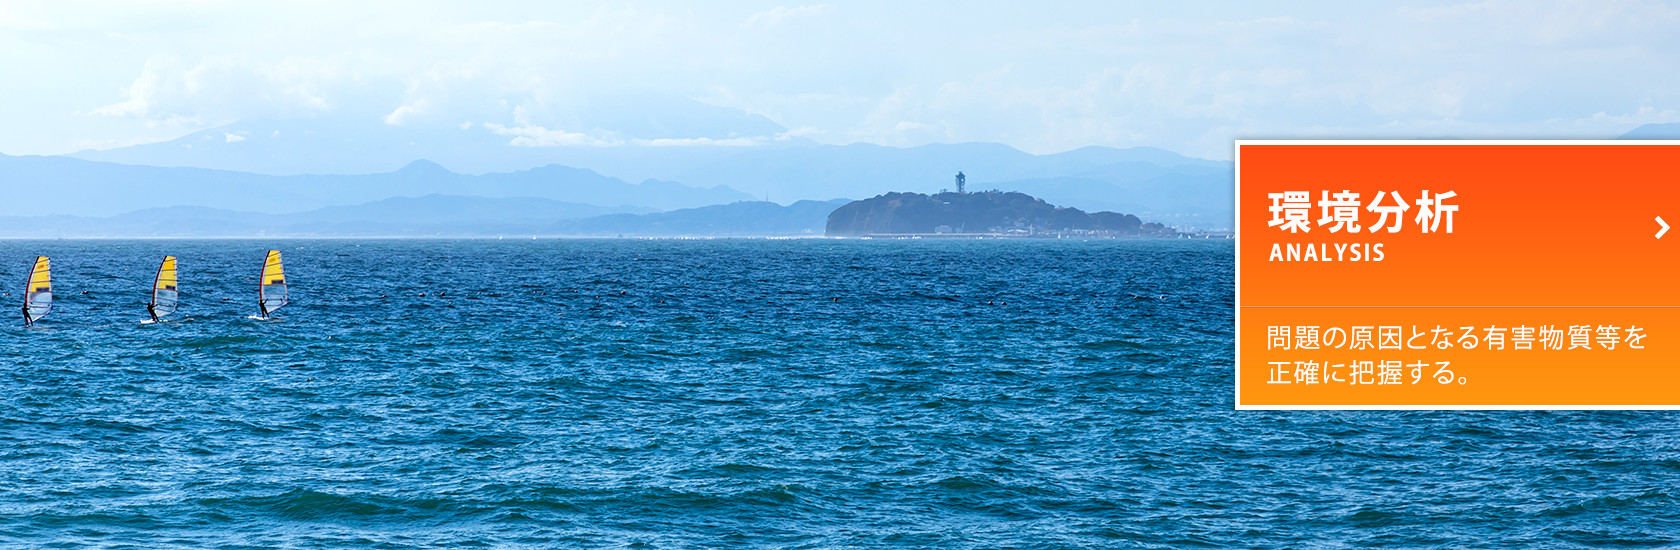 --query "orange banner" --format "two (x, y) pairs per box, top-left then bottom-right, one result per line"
(1236, 141), (1680, 408)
